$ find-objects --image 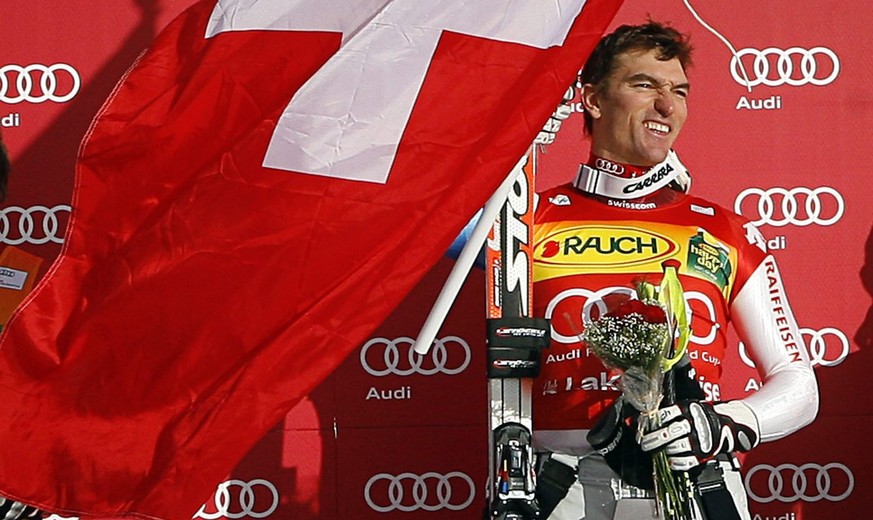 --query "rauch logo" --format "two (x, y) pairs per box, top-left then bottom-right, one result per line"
(536, 226), (677, 268)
